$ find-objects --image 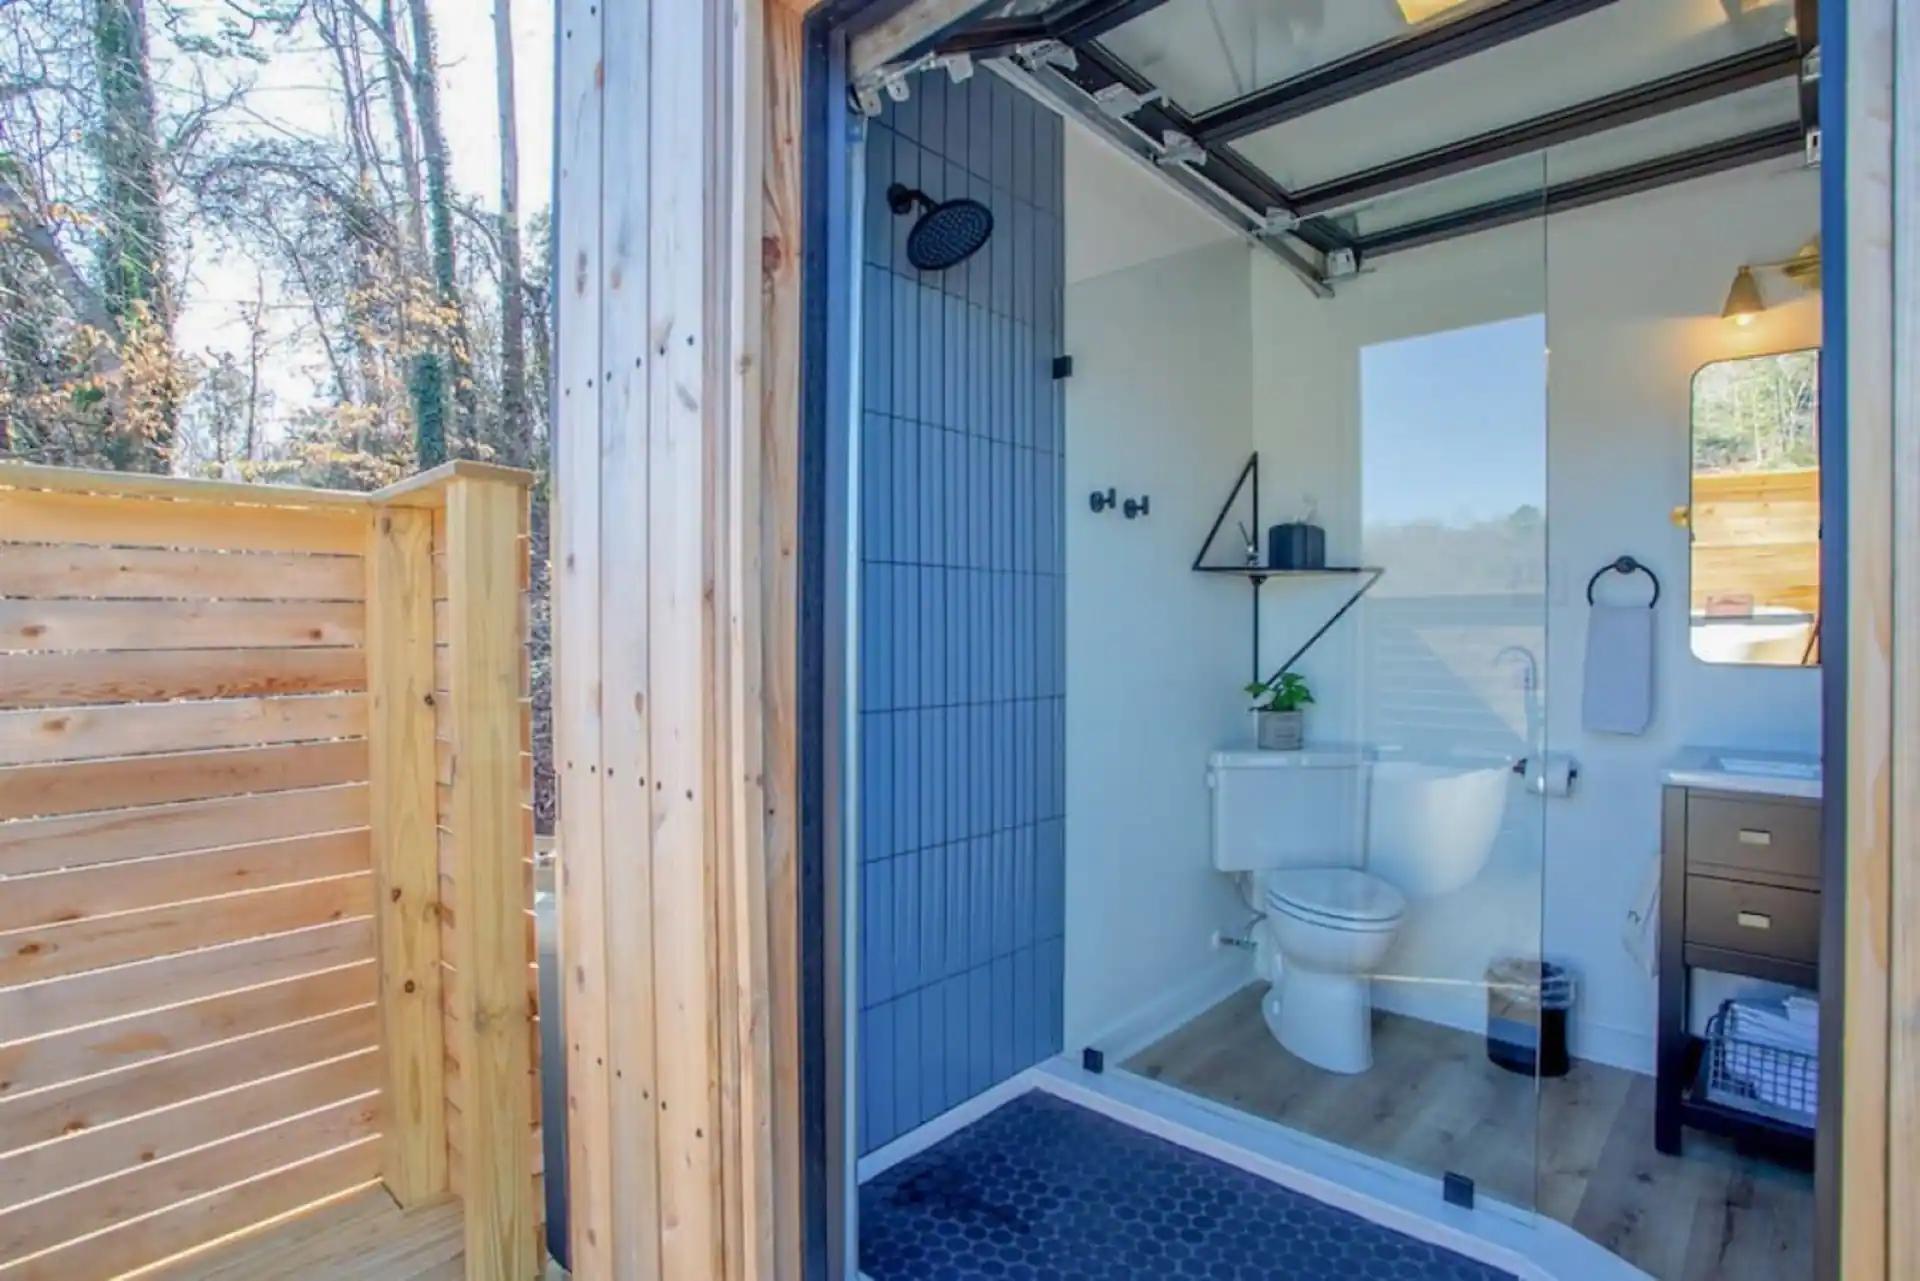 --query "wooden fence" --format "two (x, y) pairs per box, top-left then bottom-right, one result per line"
(0, 461), (537, 1280)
